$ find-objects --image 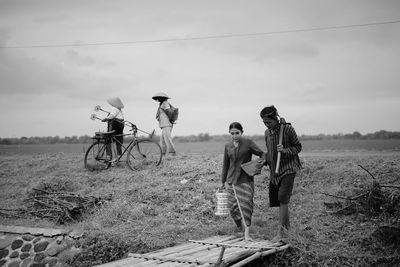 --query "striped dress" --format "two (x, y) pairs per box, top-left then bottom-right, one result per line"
(221, 138), (264, 227)
(264, 123), (302, 185)
(226, 183), (254, 227)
